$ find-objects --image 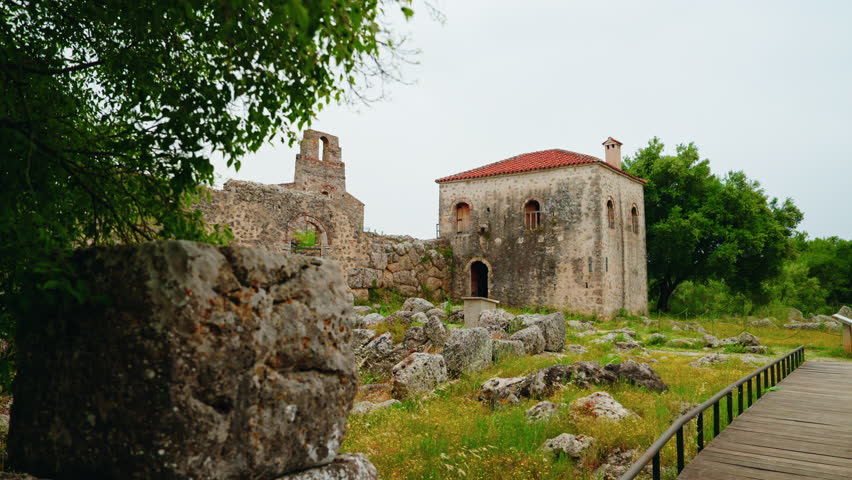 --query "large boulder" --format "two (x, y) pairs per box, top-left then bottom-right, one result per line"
(402, 326), (429, 350)
(357, 332), (408, 378)
(541, 433), (595, 458)
(492, 339), (526, 361)
(277, 453), (378, 480)
(788, 307), (805, 322)
(351, 329), (376, 350)
(478, 377), (529, 406)
(443, 328), (493, 377)
(509, 325), (546, 355)
(8, 241), (358, 479)
(838, 305), (852, 318)
(358, 313), (385, 329)
(423, 316), (449, 346)
(605, 360), (668, 392)
(748, 318), (775, 328)
(517, 313), (566, 352)
(737, 332), (760, 346)
(400, 297), (434, 314)
(702, 334), (721, 348)
(391, 353), (448, 399)
(571, 392), (634, 421)
(479, 309), (515, 333)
